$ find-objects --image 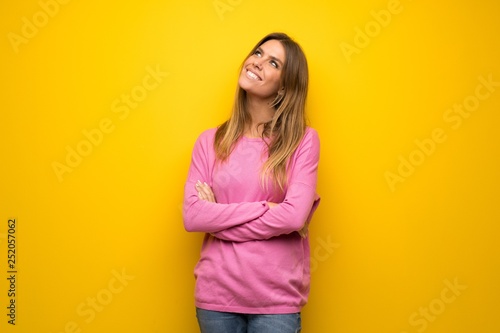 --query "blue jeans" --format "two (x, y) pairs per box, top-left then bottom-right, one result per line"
(196, 308), (302, 333)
